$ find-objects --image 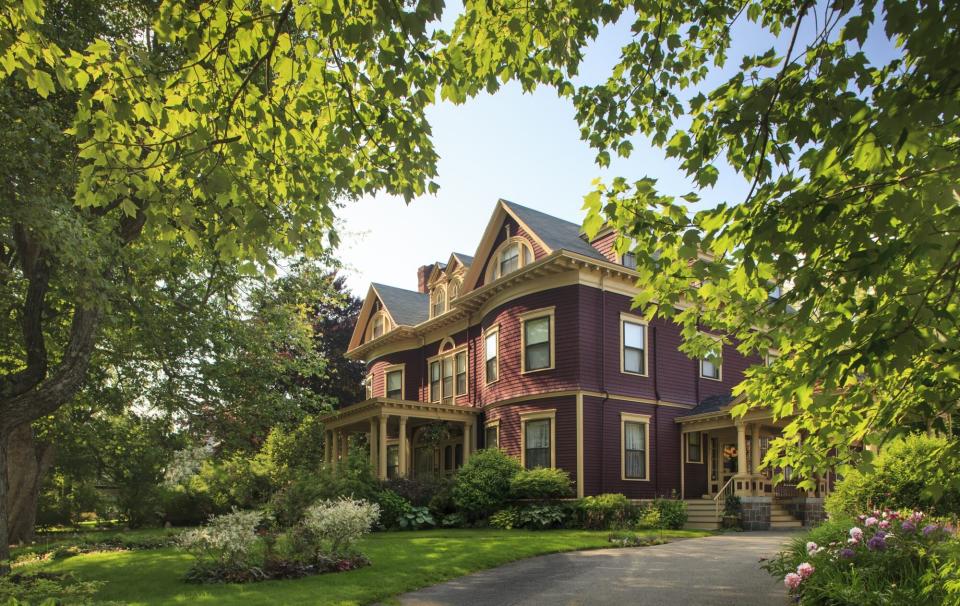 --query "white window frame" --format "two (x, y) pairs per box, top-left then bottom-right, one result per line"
(519, 409), (556, 469)
(620, 313), (649, 376)
(621, 412), (651, 481)
(367, 310), (391, 341)
(519, 306), (556, 374)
